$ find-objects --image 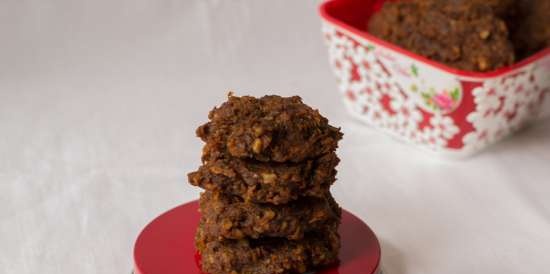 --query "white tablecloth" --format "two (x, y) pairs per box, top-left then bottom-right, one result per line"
(1, 1), (550, 273)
